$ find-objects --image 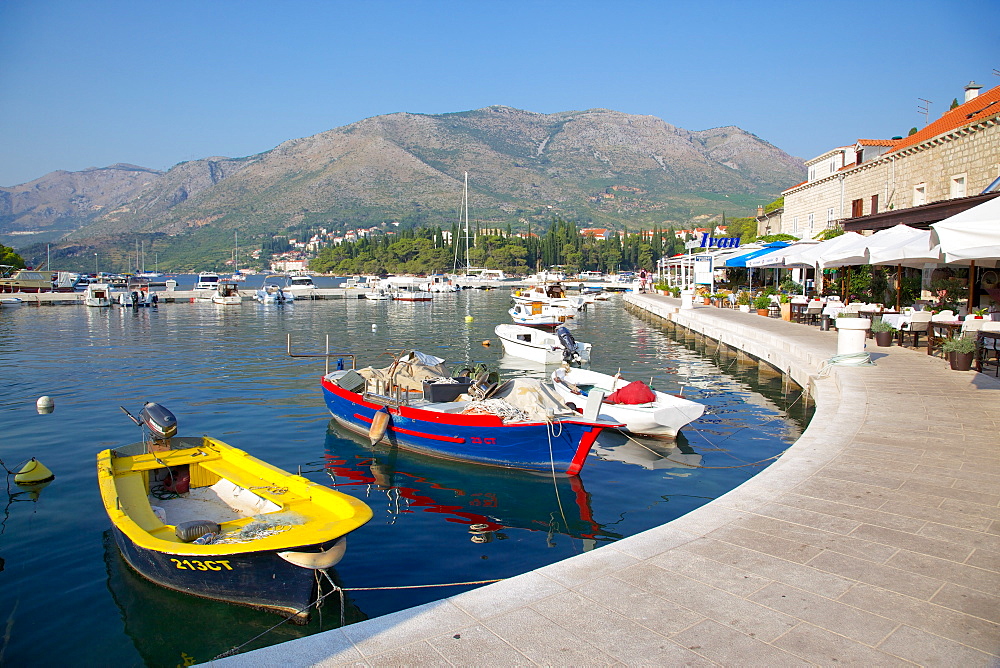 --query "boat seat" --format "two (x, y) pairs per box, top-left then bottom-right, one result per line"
(198, 458), (305, 506)
(117, 472), (166, 531)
